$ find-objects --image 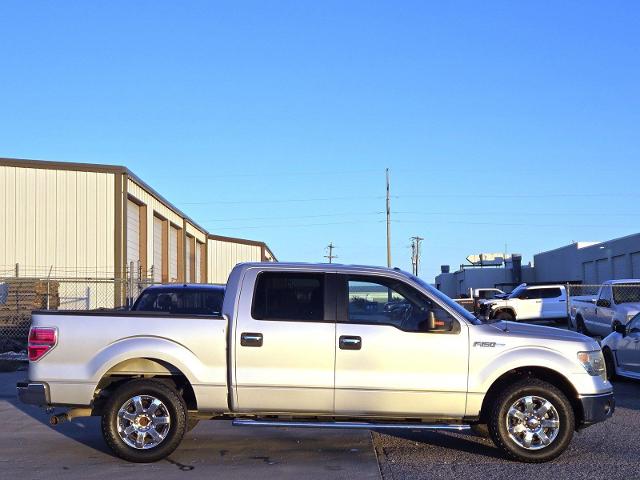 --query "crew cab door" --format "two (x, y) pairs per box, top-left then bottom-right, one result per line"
(334, 274), (469, 417)
(513, 289), (544, 320)
(539, 287), (566, 319)
(591, 285), (614, 335)
(233, 270), (336, 413)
